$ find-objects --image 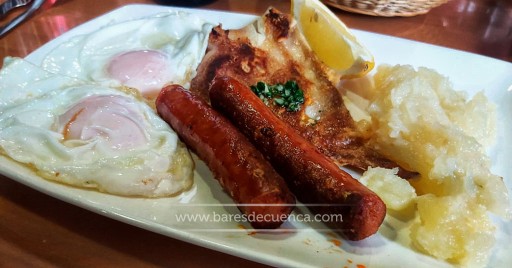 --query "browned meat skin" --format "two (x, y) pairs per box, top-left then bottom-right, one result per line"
(210, 76), (386, 241)
(156, 85), (295, 229)
(190, 8), (416, 179)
